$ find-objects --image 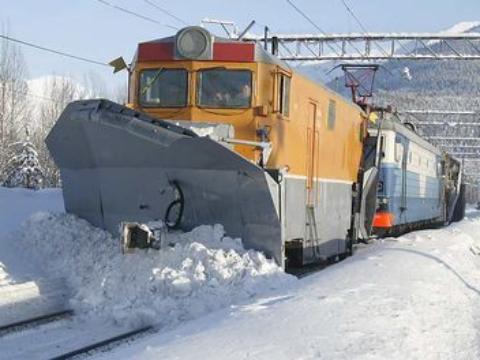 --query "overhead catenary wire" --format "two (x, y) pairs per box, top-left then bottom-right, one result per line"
(338, 0), (412, 94)
(143, 0), (189, 26)
(285, 0), (366, 59)
(94, 0), (178, 30)
(0, 34), (109, 67)
(339, 0), (411, 57)
(284, 0), (342, 57)
(253, 21), (315, 71)
(339, 0), (388, 57)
